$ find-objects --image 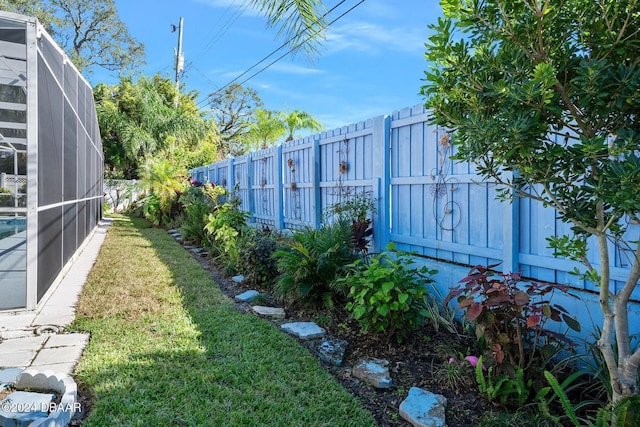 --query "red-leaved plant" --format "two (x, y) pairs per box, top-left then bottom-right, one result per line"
(444, 265), (581, 377)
